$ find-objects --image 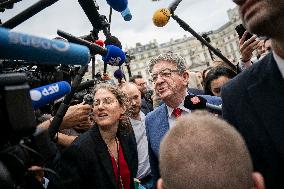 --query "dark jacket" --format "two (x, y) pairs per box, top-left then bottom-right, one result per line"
(222, 53), (284, 189)
(51, 124), (138, 189)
